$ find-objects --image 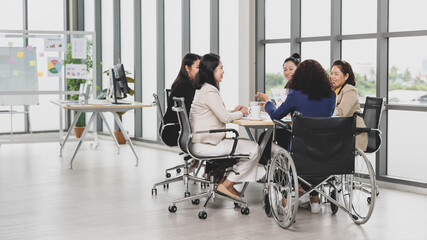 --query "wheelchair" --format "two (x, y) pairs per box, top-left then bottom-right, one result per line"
(265, 112), (376, 229)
